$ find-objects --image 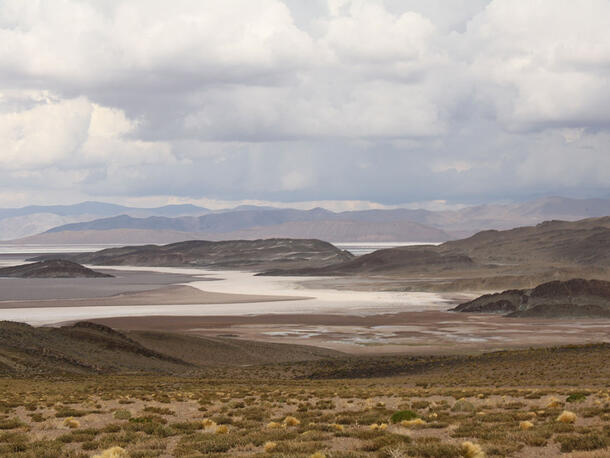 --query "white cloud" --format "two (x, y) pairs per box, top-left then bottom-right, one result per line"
(0, 0), (609, 206)
(0, 96), (91, 169)
(465, 0), (610, 130)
